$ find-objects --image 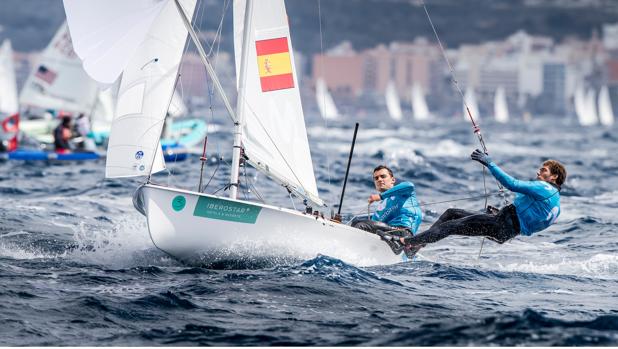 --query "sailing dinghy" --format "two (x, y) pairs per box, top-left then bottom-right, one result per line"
(64, 0), (404, 267)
